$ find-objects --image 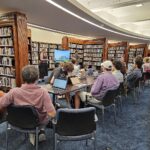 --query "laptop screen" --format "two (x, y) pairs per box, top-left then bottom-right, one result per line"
(53, 78), (68, 89)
